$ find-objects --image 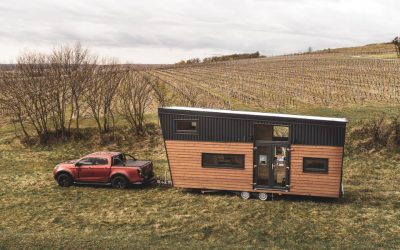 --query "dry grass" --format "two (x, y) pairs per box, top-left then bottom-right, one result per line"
(0, 108), (400, 249)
